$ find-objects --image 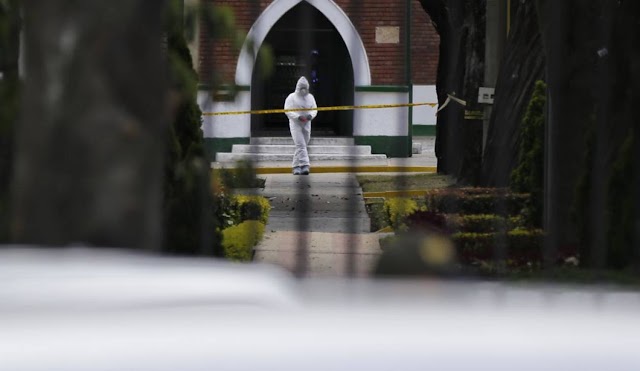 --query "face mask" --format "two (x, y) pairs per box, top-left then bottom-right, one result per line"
(299, 88), (308, 95)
